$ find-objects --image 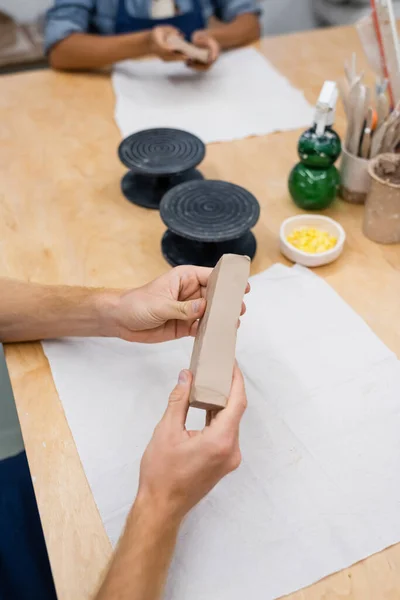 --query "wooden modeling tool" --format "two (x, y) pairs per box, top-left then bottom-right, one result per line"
(357, 1), (400, 106)
(361, 106), (374, 158)
(189, 254), (250, 411)
(167, 35), (210, 64)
